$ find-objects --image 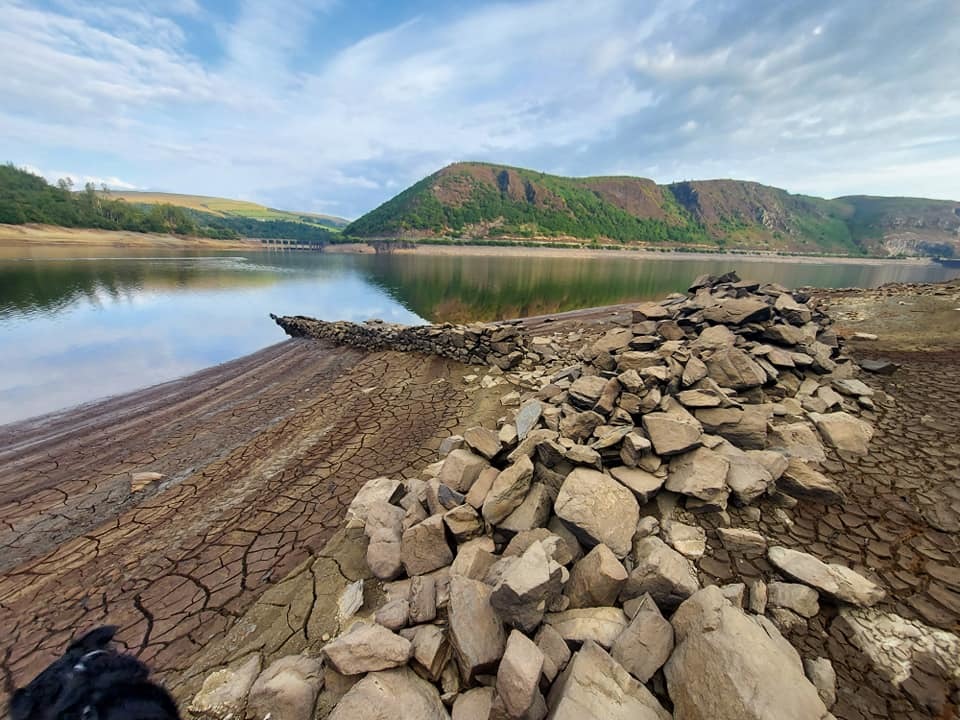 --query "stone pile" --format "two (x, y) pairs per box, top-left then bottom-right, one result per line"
(305, 273), (891, 719)
(272, 314), (544, 370)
